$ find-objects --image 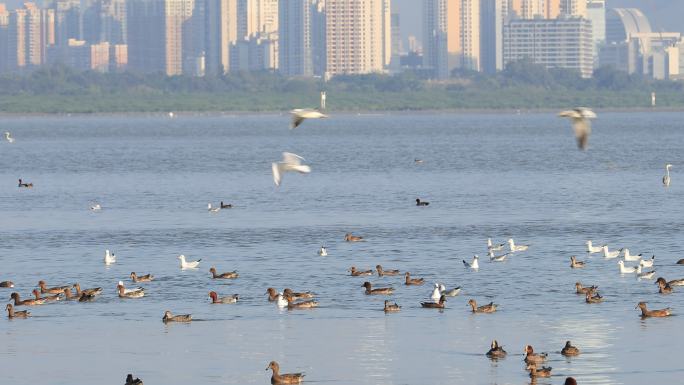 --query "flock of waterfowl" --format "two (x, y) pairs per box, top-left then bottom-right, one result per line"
(2, 110), (680, 385)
